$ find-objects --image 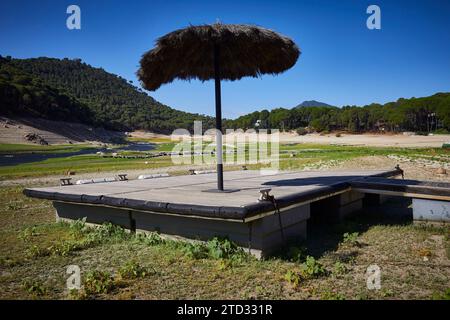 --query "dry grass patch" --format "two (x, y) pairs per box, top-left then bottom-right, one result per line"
(0, 184), (449, 300)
